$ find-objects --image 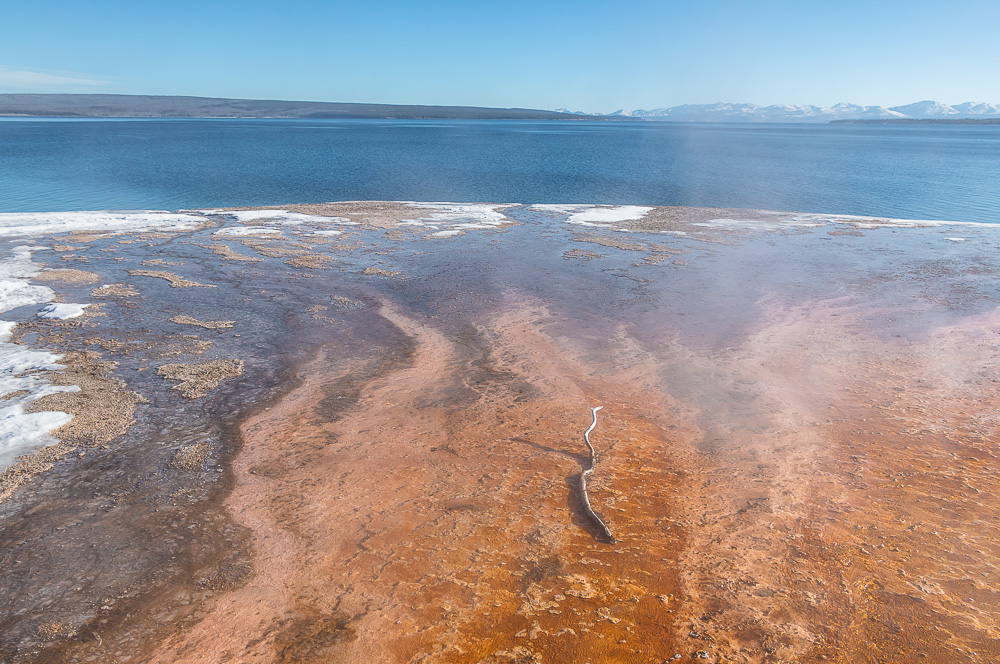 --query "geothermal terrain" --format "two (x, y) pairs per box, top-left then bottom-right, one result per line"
(1, 202), (998, 663)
